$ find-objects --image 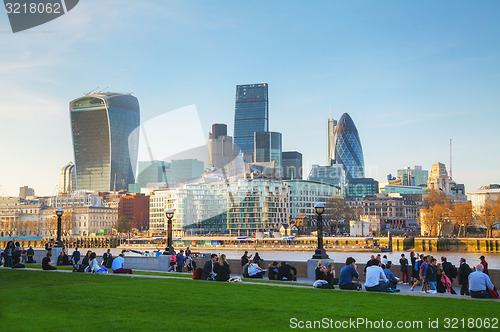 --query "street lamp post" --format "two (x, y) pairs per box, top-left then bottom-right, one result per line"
(165, 209), (175, 255)
(312, 203), (329, 259)
(55, 208), (64, 247)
